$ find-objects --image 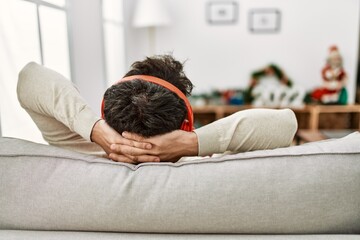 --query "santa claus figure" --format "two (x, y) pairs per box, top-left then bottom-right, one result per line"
(311, 46), (348, 104)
